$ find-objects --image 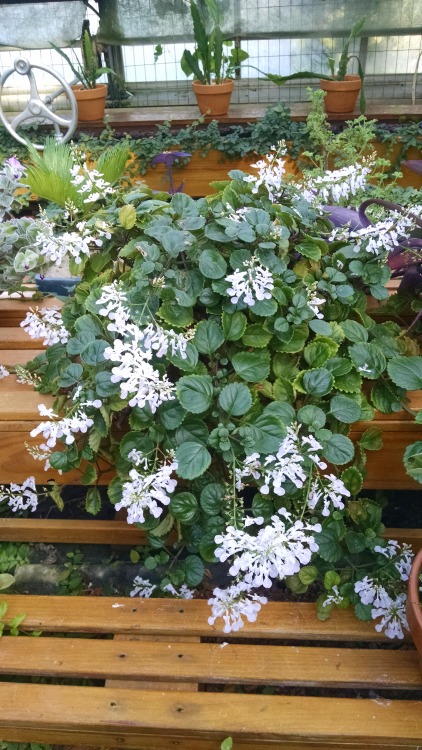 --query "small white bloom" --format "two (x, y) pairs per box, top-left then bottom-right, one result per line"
(226, 256), (274, 307)
(20, 307), (69, 346)
(0, 365), (10, 379)
(0, 476), (37, 513)
(208, 581), (267, 634)
(130, 577), (157, 598)
(115, 459), (178, 525)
